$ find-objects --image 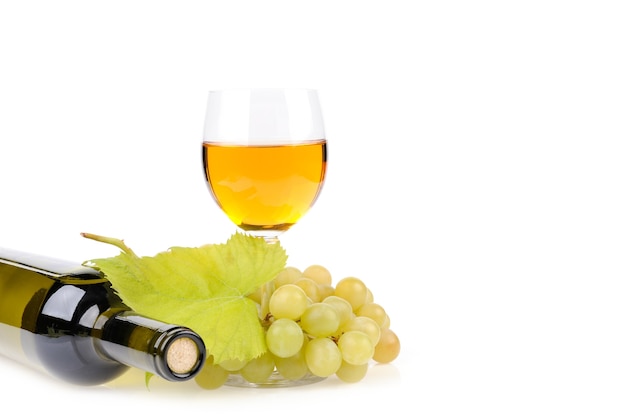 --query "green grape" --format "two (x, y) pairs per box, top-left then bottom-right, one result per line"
(269, 284), (309, 320)
(335, 360), (369, 383)
(218, 358), (247, 372)
(337, 330), (374, 365)
(380, 313), (391, 330)
(302, 264), (332, 285)
(274, 266), (303, 287)
(341, 315), (381, 345)
(294, 277), (321, 302)
(300, 302), (340, 337)
(318, 284), (335, 300)
(373, 328), (401, 364)
(365, 287), (374, 304)
(240, 352), (275, 383)
(305, 337), (342, 377)
(357, 302), (388, 328)
(334, 277), (368, 311)
(322, 295), (354, 328)
(194, 357), (230, 390)
(266, 318), (304, 358)
(274, 336), (310, 380)
(273, 349), (309, 380)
